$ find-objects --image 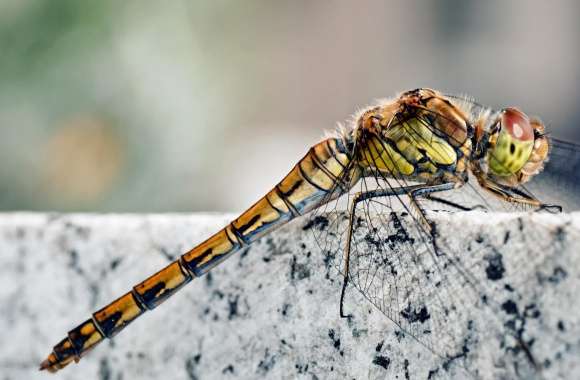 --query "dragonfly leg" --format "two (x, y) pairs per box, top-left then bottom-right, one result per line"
(535, 203), (562, 213)
(339, 183), (456, 318)
(405, 183), (463, 257)
(407, 183), (460, 233)
(413, 184), (543, 370)
(476, 178), (562, 212)
(422, 194), (487, 211)
(340, 191), (361, 318)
